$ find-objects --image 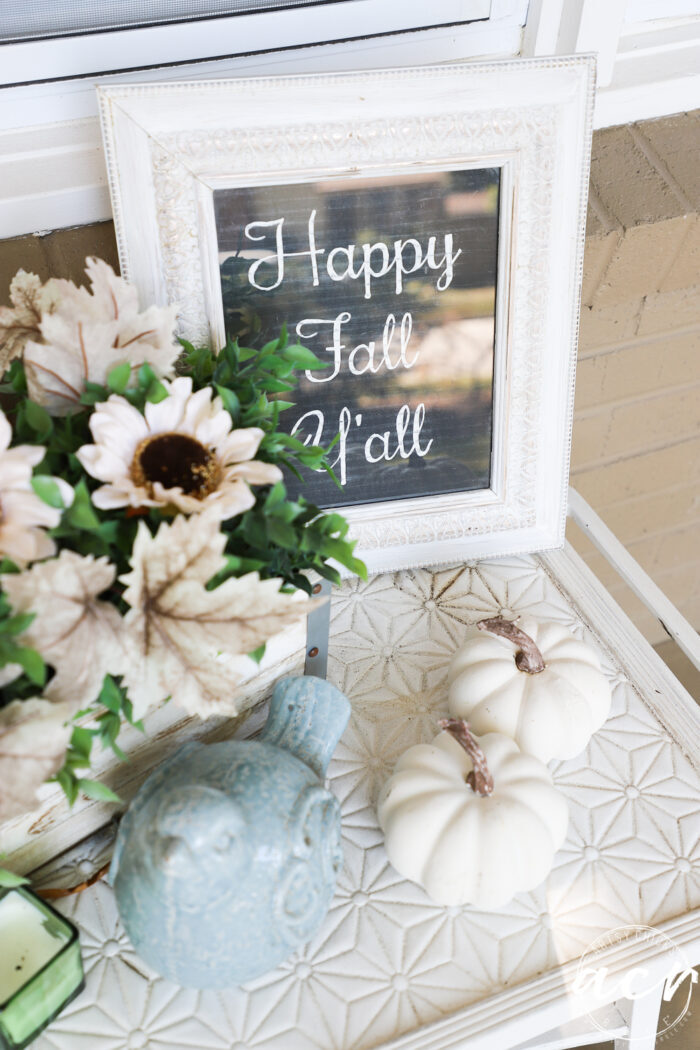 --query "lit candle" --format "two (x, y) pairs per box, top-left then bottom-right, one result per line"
(0, 888), (84, 1050)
